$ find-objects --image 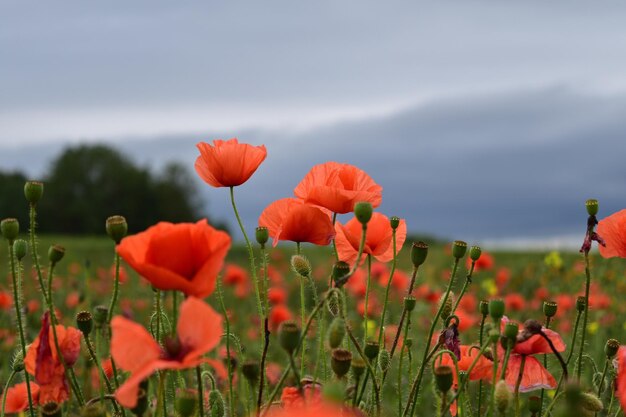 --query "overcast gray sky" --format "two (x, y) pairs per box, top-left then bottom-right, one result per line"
(1, 1), (626, 244)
